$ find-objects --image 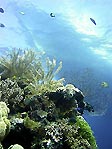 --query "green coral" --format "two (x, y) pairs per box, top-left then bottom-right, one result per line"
(0, 102), (10, 142)
(24, 116), (41, 131)
(0, 101), (10, 117)
(76, 116), (97, 149)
